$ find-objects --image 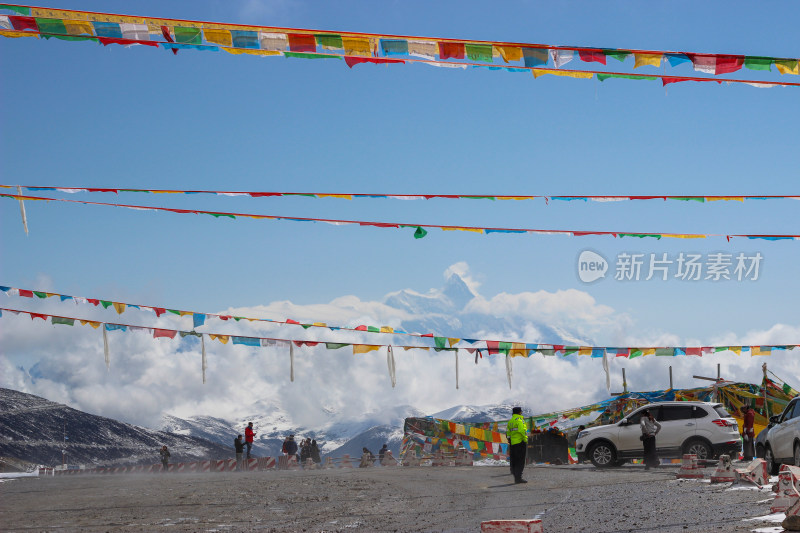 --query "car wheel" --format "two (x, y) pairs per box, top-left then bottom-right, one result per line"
(756, 443), (765, 459)
(588, 442), (617, 468)
(765, 445), (779, 476)
(684, 439), (712, 460)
